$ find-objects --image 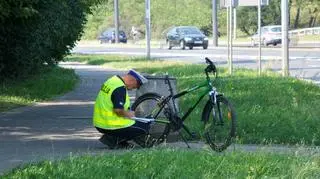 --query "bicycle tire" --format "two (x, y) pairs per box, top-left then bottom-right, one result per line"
(131, 93), (173, 147)
(202, 95), (236, 152)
